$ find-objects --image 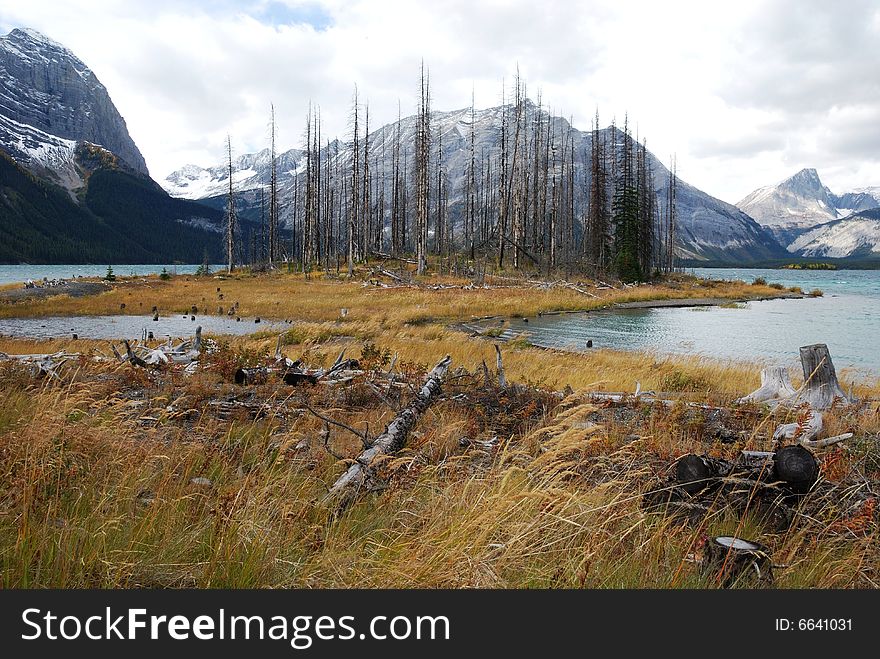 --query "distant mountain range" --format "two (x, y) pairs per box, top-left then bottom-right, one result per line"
(165, 103), (785, 263)
(737, 169), (880, 259)
(0, 28), (225, 264)
(2, 27), (877, 266)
